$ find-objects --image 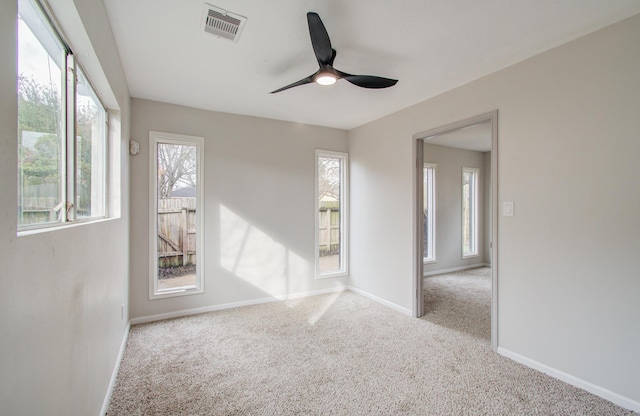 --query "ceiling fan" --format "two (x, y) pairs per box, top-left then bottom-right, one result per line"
(270, 12), (398, 93)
